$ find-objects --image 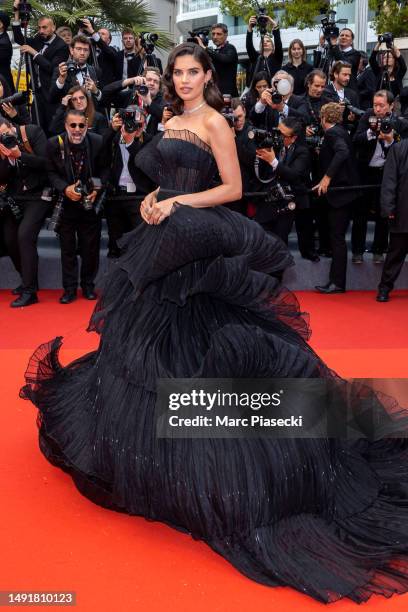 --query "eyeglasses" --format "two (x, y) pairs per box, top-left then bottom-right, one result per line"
(68, 122), (86, 129)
